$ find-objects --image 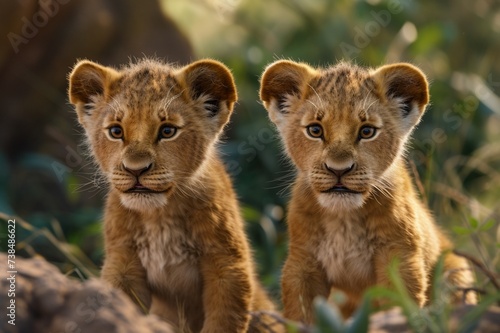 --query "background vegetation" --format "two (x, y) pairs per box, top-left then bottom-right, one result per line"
(1, 0), (499, 329)
(164, 0), (500, 296)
